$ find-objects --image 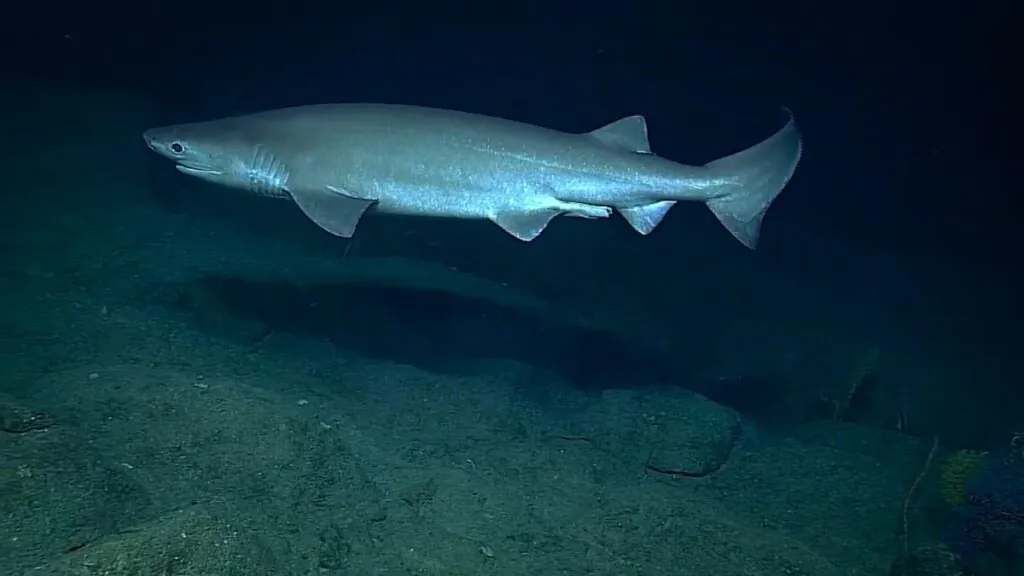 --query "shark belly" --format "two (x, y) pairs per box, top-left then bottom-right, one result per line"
(373, 184), (498, 220)
(367, 168), (615, 240)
